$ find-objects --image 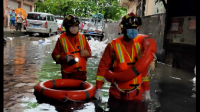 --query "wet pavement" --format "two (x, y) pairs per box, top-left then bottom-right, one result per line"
(3, 34), (196, 112)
